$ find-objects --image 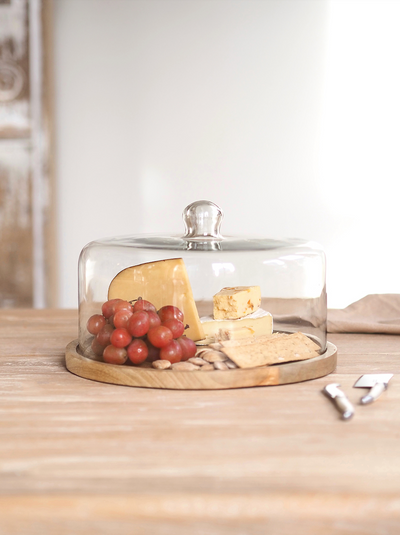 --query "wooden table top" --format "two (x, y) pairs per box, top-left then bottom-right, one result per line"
(1, 309), (399, 535)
